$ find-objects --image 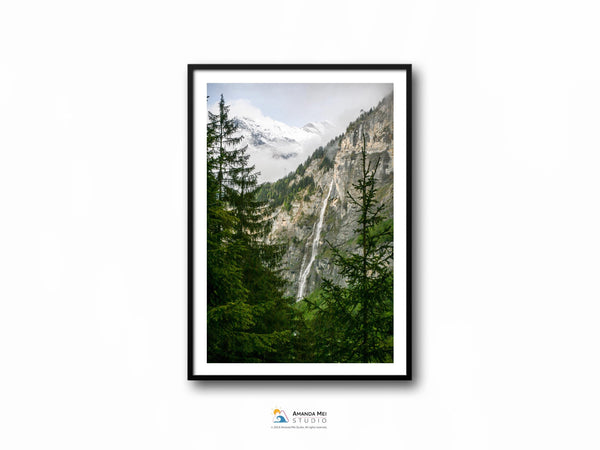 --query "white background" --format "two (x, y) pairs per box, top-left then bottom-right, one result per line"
(1, 1), (599, 449)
